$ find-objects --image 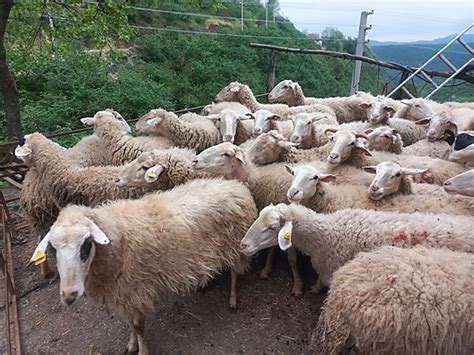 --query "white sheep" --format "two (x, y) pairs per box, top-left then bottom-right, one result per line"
(192, 143), (306, 298)
(285, 164), (473, 216)
(316, 246), (474, 355)
(249, 109), (294, 138)
(287, 112), (340, 148)
(359, 95), (405, 121)
(365, 126), (451, 159)
(268, 79), (368, 122)
(444, 169), (474, 197)
(206, 108), (255, 144)
(134, 109), (221, 152)
(361, 161), (473, 214)
(116, 148), (209, 189)
(29, 178), (257, 354)
(215, 81), (337, 119)
(81, 110), (174, 165)
(240, 203), (474, 296)
(393, 98), (443, 121)
(200, 101), (250, 116)
(322, 129), (468, 185)
(415, 107), (474, 141)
